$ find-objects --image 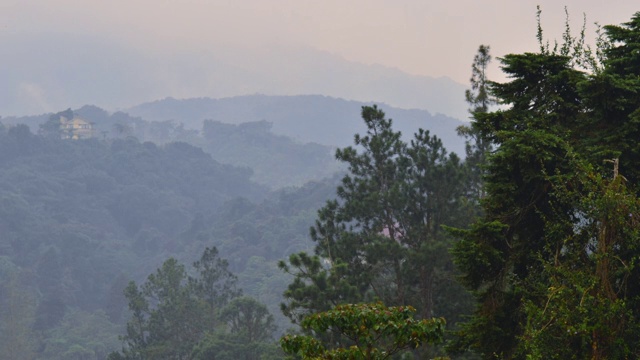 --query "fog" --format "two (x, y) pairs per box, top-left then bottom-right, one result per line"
(3, 2), (640, 358)
(1, 0), (638, 116)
